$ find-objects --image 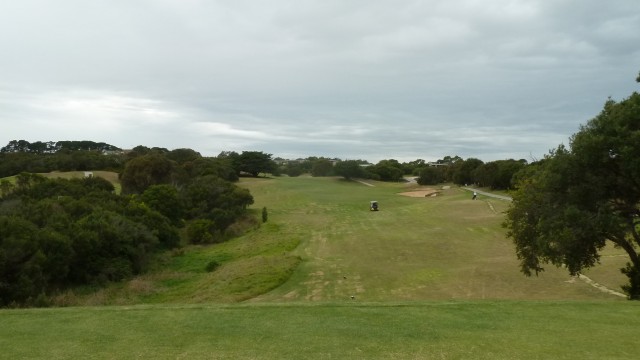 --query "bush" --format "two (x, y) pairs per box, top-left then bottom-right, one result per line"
(205, 260), (220, 272)
(186, 219), (217, 244)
